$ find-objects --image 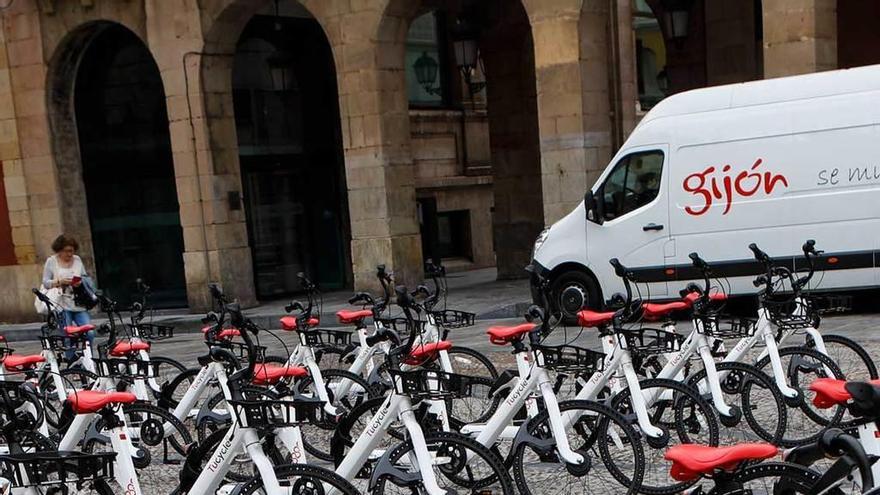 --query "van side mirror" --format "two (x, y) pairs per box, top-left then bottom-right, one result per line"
(584, 191), (603, 225)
